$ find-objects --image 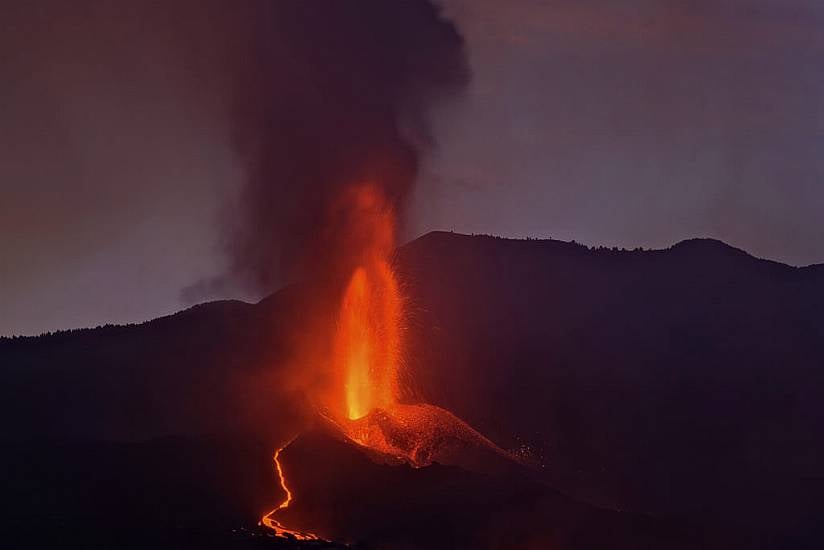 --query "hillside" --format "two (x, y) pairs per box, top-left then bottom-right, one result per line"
(2, 232), (823, 547)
